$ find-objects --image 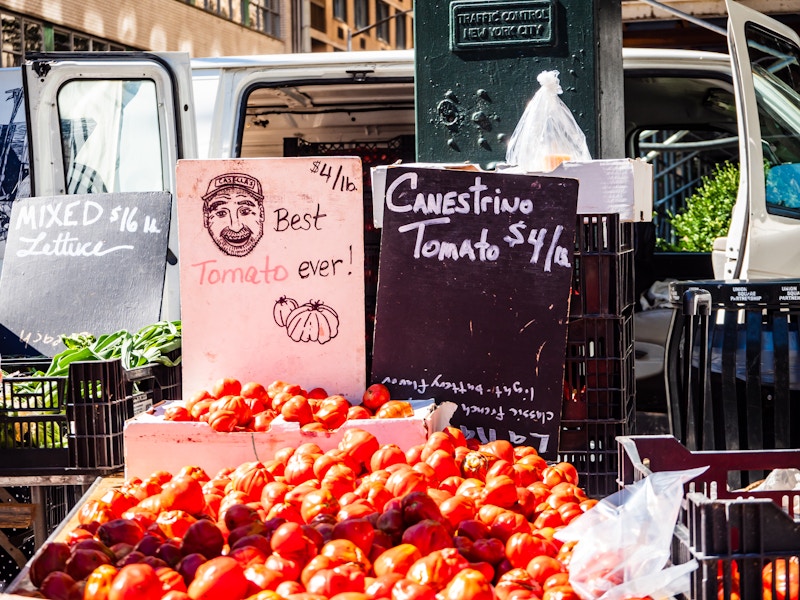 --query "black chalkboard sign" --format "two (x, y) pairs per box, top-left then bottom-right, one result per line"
(371, 167), (578, 459)
(0, 192), (172, 356)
